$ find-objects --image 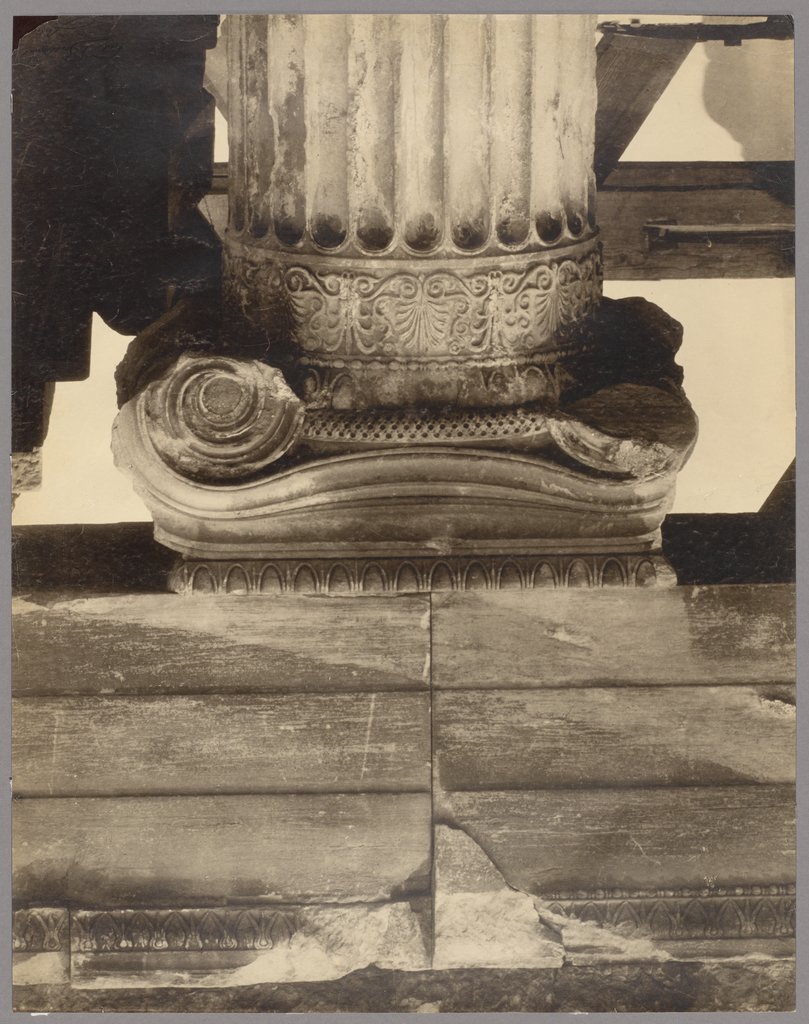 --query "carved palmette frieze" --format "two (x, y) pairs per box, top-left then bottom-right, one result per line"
(225, 242), (602, 365)
(71, 908), (300, 954)
(544, 885), (796, 941)
(168, 553), (676, 595)
(16, 888), (796, 956)
(13, 907), (70, 953)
